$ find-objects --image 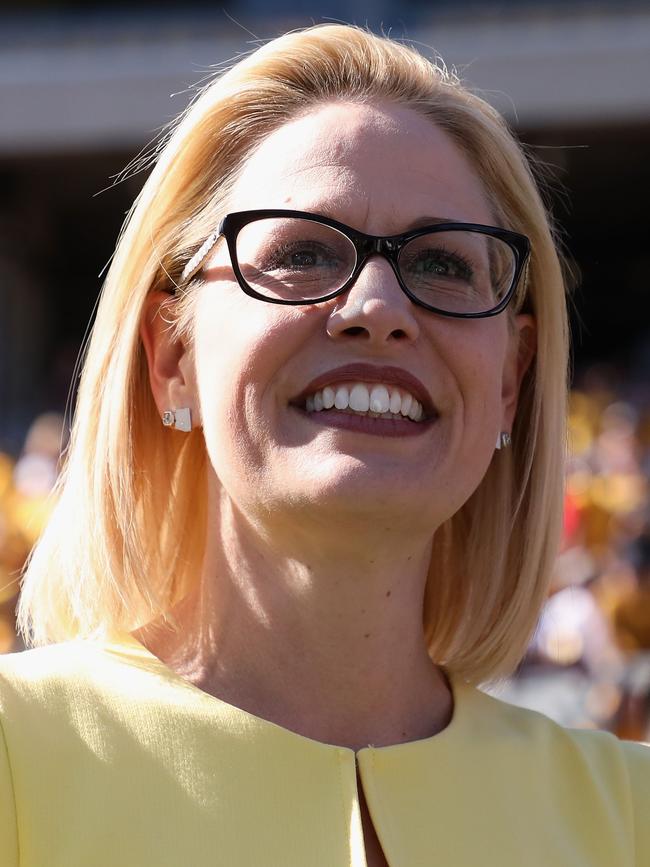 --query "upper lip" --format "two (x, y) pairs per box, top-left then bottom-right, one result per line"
(291, 363), (436, 417)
